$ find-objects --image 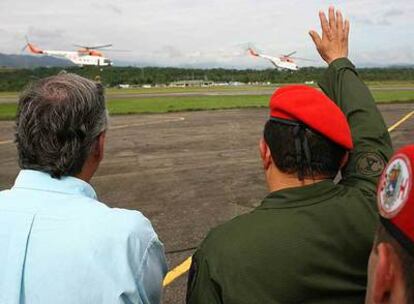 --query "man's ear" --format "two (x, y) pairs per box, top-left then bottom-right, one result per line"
(260, 138), (272, 170)
(94, 131), (106, 162)
(372, 243), (394, 303)
(339, 151), (350, 169)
